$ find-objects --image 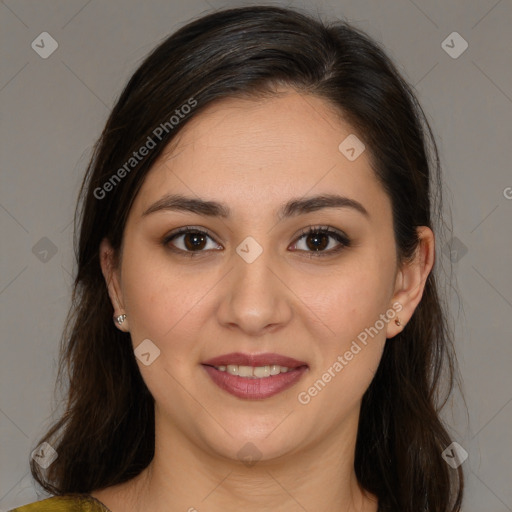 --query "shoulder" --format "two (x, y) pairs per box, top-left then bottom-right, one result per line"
(8, 494), (111, 512)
